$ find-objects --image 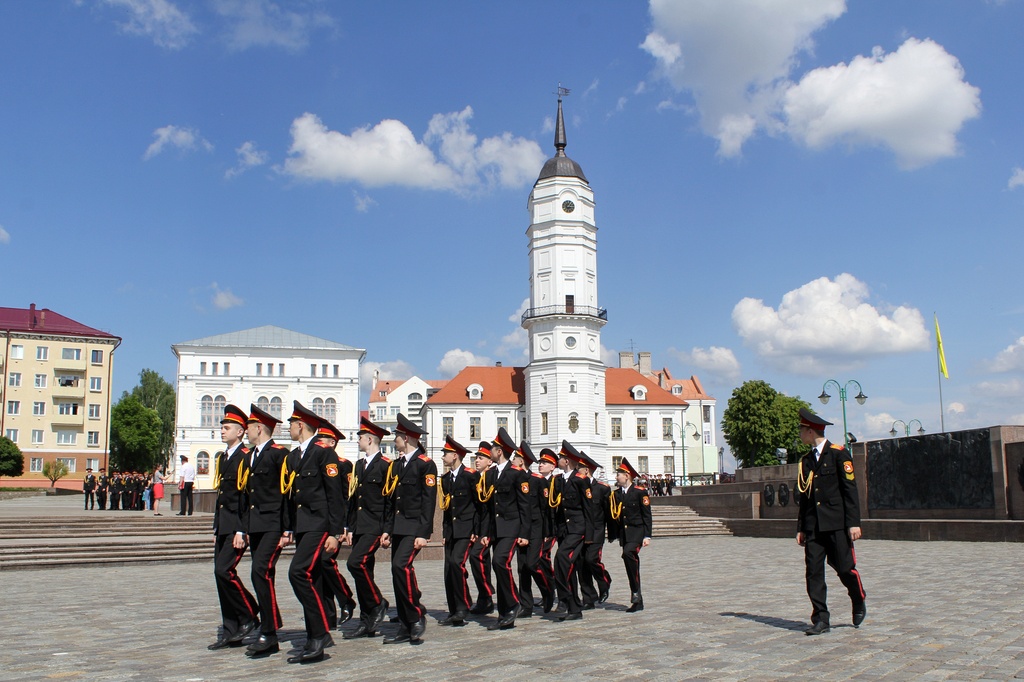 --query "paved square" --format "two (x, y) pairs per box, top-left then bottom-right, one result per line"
(2, 529), (1023, 681)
